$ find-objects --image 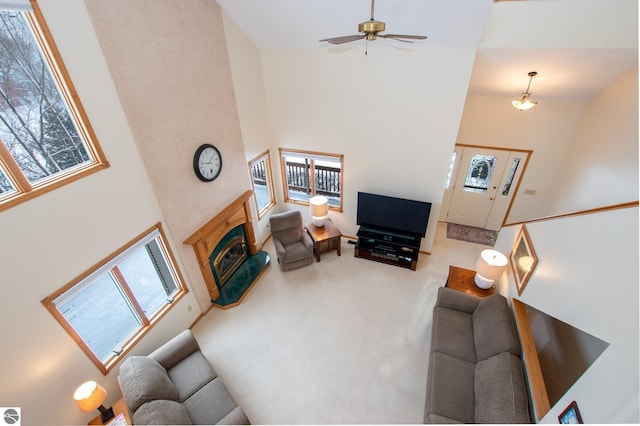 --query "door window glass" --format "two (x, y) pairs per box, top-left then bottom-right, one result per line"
(463, 154), (496, 193)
